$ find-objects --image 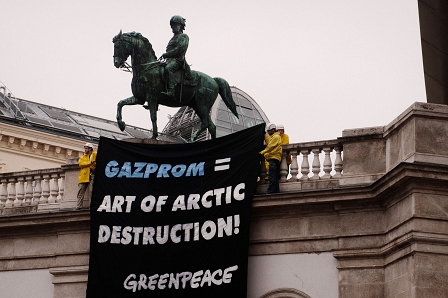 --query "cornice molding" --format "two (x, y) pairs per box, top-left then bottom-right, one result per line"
(0, 122), (86, 161)
(252, 162), (448, 217)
